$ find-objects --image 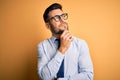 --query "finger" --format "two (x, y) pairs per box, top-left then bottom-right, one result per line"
(69, 35), (72, 40)
(64, 25), (68, 30)
(63, 32), (70, 40)
(61, 30), (68, 38)
(68, 35), (73, 41)
(67, 34), (72, 39)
